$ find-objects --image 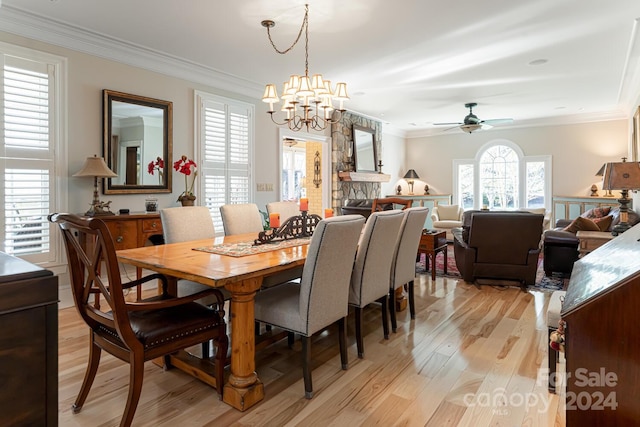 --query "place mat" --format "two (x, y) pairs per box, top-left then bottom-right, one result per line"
(193, 237), (311, 257)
